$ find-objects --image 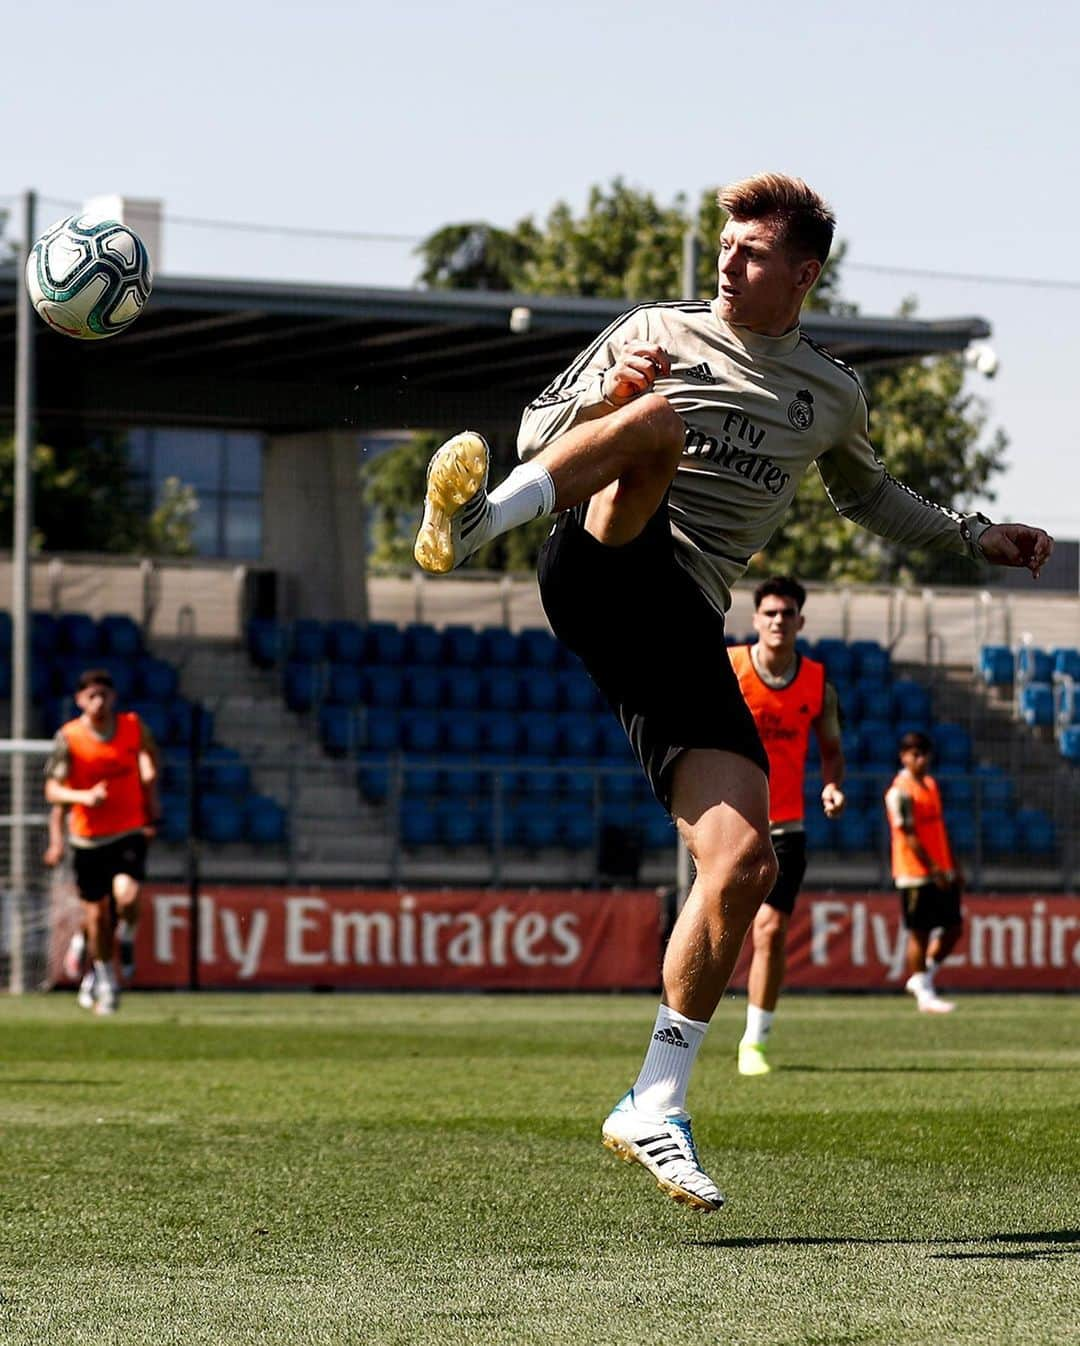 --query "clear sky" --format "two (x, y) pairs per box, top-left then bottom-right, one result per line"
(3, 0), (1076, 536)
